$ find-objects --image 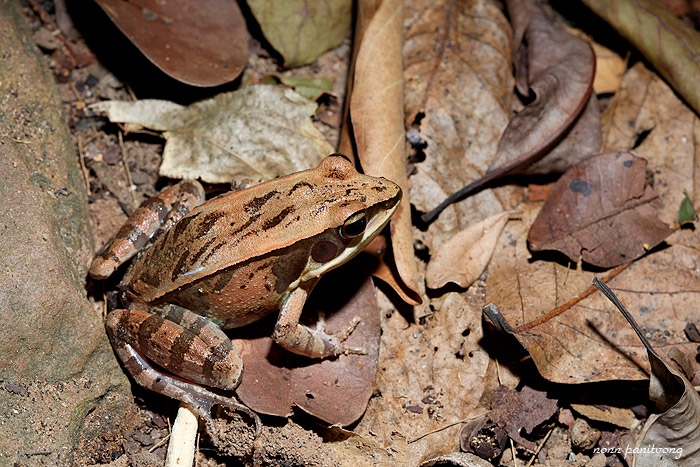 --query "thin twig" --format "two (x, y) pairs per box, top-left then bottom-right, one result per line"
(525, 428), (552, 467)
(406, 411), (488, 444)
